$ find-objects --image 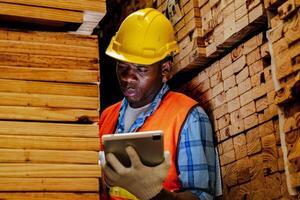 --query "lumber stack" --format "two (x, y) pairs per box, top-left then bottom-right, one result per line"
(0, 29), (101, 200)
(178, 31), (299, 199)
(266, 0), (300, 189)
(156, 0), (267, 76)
(0, 0), (106, 34)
